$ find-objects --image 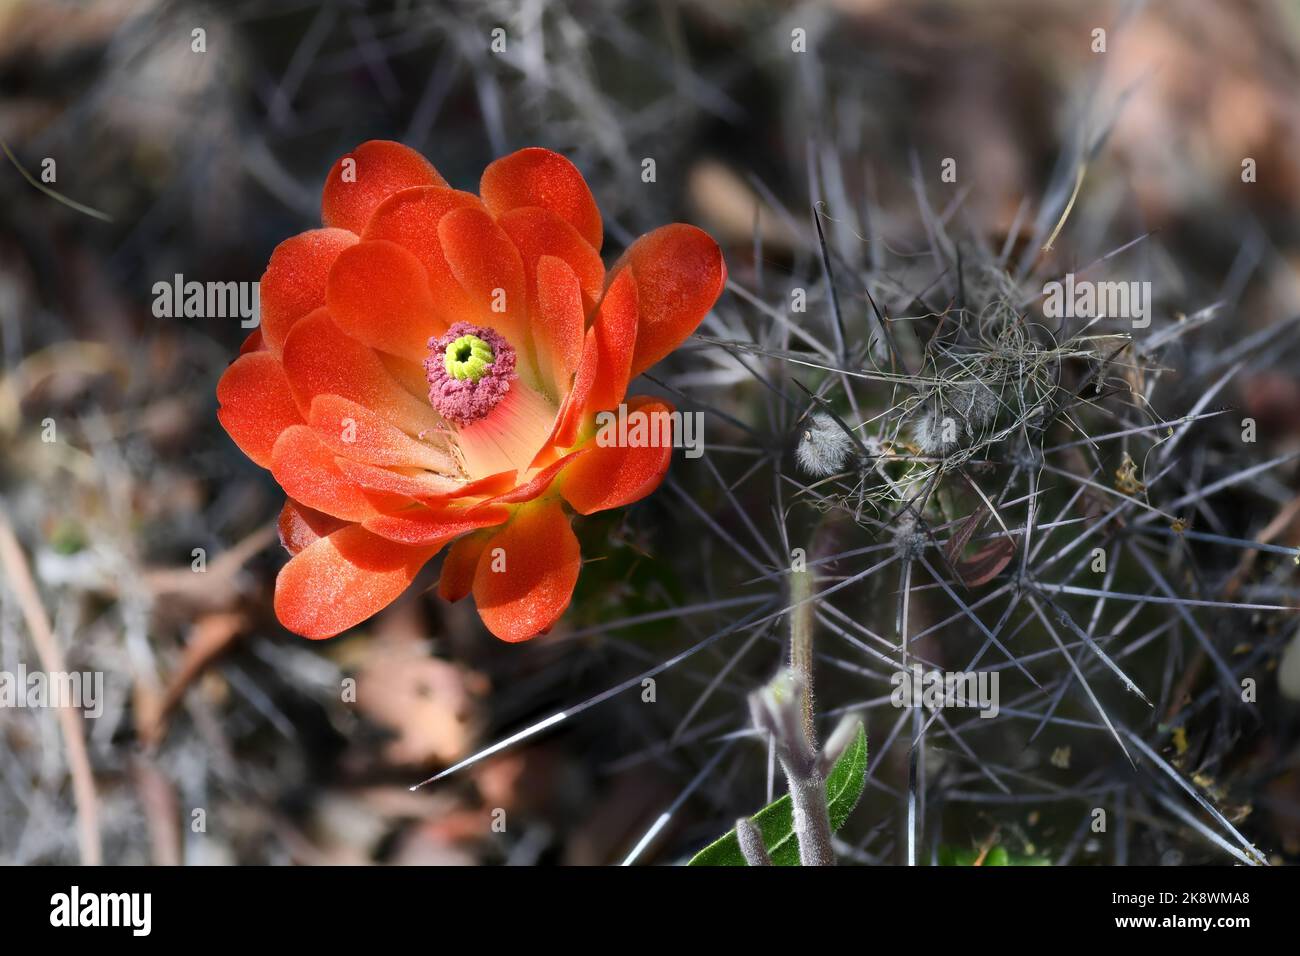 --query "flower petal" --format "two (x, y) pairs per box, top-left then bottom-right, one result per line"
(363, 504), (511, 546)
(308, 394), (455, 472)
(561, 396), (675, 515)
(480, 147), (602, 250)
(415, 469), (519, 507)
(531, 256), (585, 397)
(334, 457), (462, 499)
(260, 228), (358, 354)
(453, 380), (558, 479)
(585, 268), (638, 416)
(216, 352), (304, 468)
(472, 499), (581, 642)
(274, 524), (438, 639)
(362, 185), (484, 331)
(377, 351), (438, 405)
(612, 224), (725, 378)
(468, 449), (587, 512)
(278, 499), (348, 556)
(326, 240), (439, 359)
(281, 307), (443, 435)
(321, 140), (446, 235)
(437, 531), (491, 602)
(497, 206), (604, 313)
(437, 206), (530, 359)
(546, 325), (599, 452)
(271, 425), (390, 522)
(239, 328), (264, 355)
